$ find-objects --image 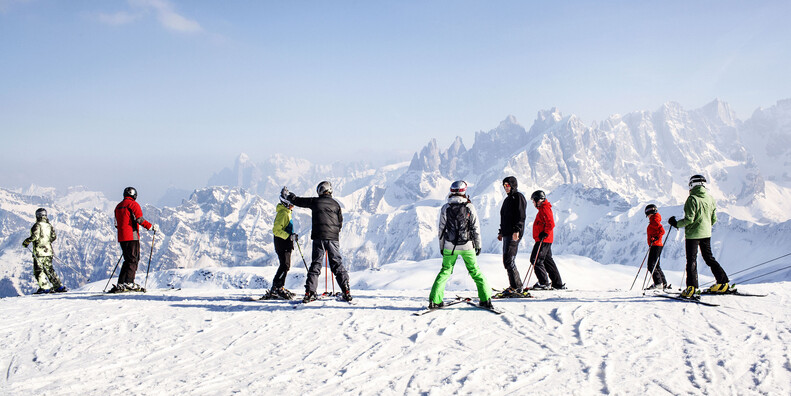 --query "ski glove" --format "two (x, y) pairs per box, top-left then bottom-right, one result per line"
(668, 216), (677, 228)
(22, 241), (29, 248)
(538, 232), (548, 241)
(290, 234), (298, 242)
(475, 247), (481, 256)
(151, 224), (160, 233)
(286, 192), (297, 202)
